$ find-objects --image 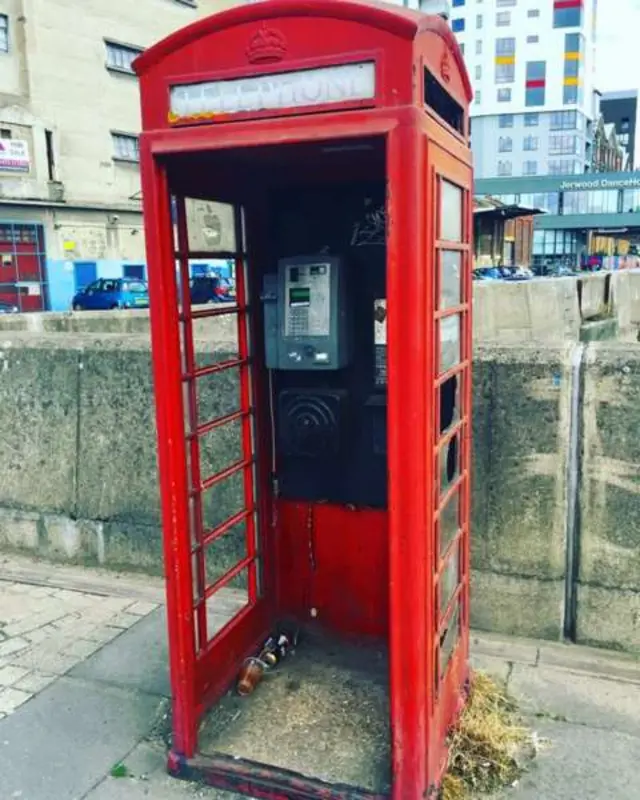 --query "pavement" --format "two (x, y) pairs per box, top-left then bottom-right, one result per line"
(1, 554), (640, 800)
